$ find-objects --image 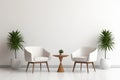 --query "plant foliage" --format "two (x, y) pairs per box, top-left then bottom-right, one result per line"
(59, 49), (64, 53)
(7, 30), (24, 58)
(98, 29), (114, 59)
